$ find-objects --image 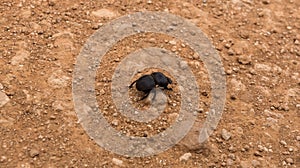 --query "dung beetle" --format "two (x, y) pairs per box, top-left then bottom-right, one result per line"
(151, 72), (173, 90)
(129, 72), (172, 100)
